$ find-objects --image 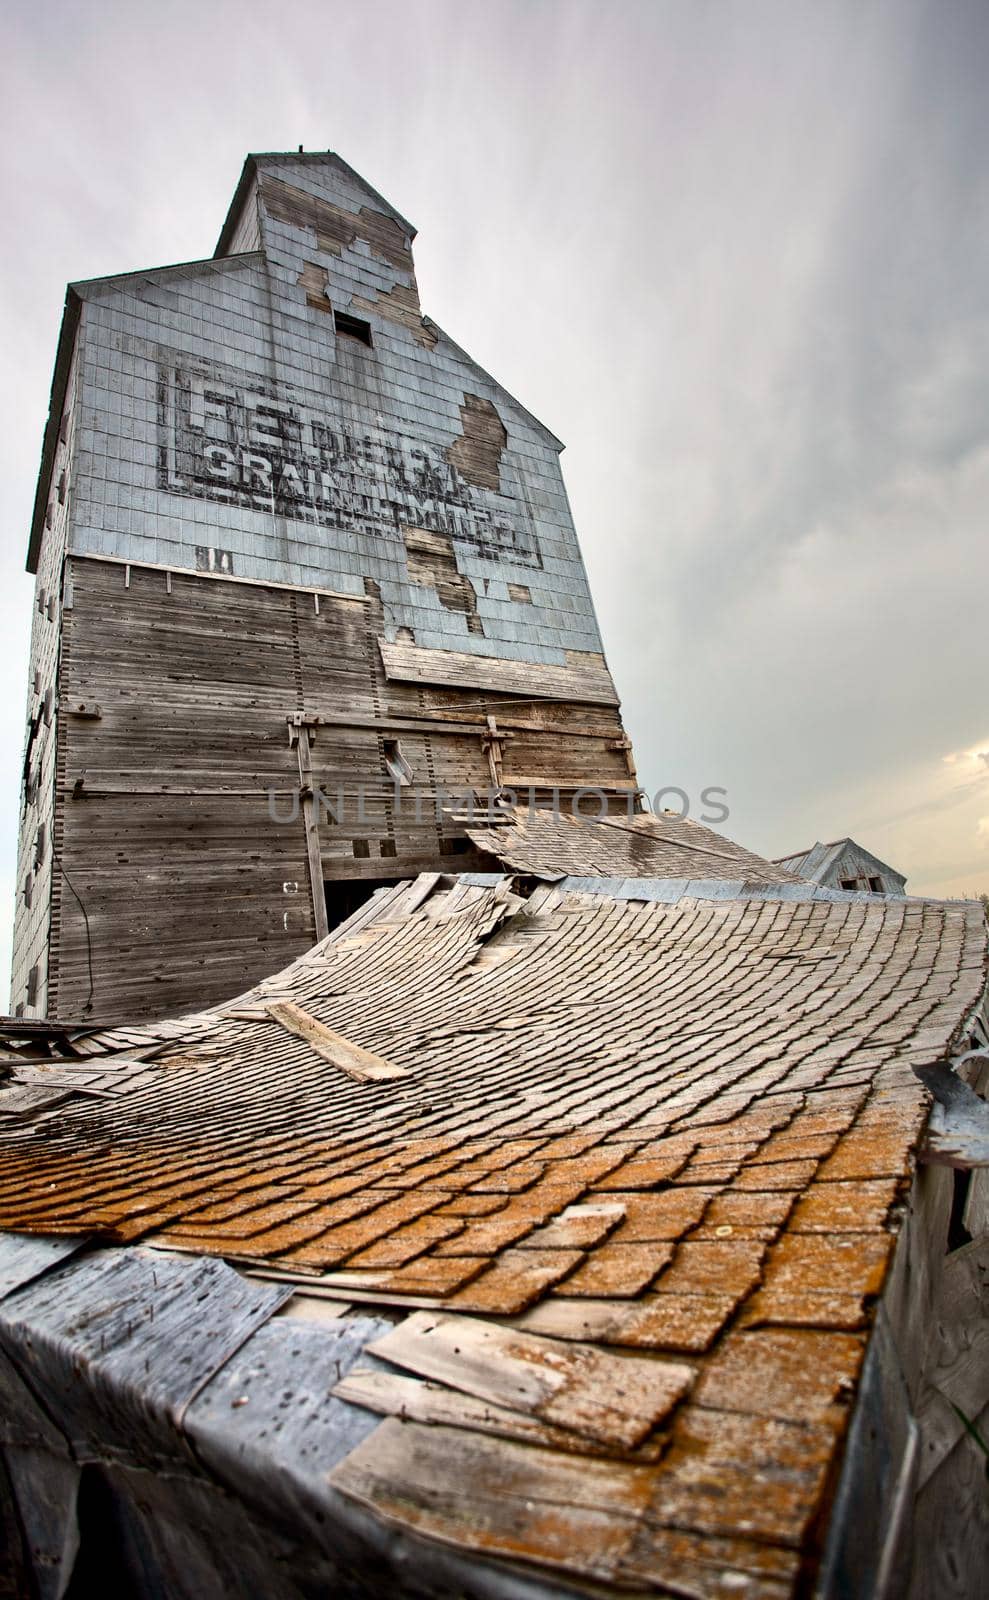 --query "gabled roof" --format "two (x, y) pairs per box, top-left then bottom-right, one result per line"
(774, 838), (906, 886)
(0, 873), (984, 1596)
(215, 150), (417, 257)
